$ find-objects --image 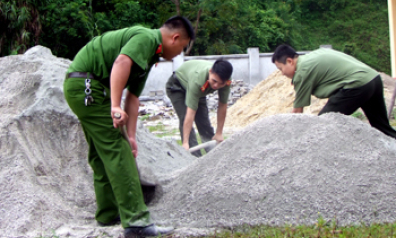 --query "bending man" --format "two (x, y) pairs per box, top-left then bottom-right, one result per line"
(166, 59), (233, 156)
(272, 44), (396, 139)
(63, 16), (194, 237)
